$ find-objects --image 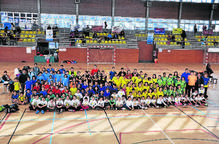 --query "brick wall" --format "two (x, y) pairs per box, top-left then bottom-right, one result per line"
(158, 49), (204, 63)
(0, 47), (35, 62)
